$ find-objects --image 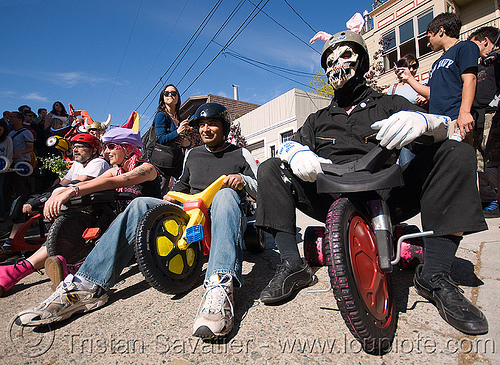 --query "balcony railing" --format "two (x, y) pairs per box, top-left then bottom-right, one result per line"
(460, 17), (500, 40)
